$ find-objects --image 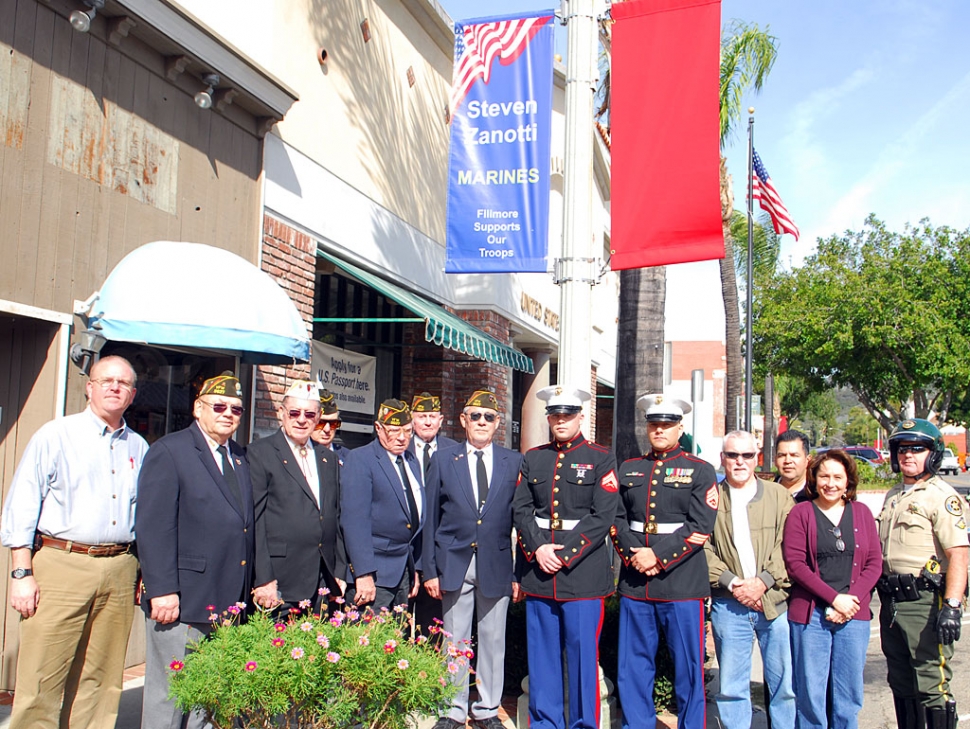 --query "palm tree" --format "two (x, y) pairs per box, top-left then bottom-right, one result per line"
(718, 21), (778, 433)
